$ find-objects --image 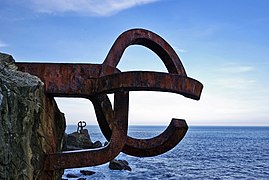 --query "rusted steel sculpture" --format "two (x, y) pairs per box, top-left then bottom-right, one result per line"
(77, 121), (87, 133)
(16, 28), (203, 171)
